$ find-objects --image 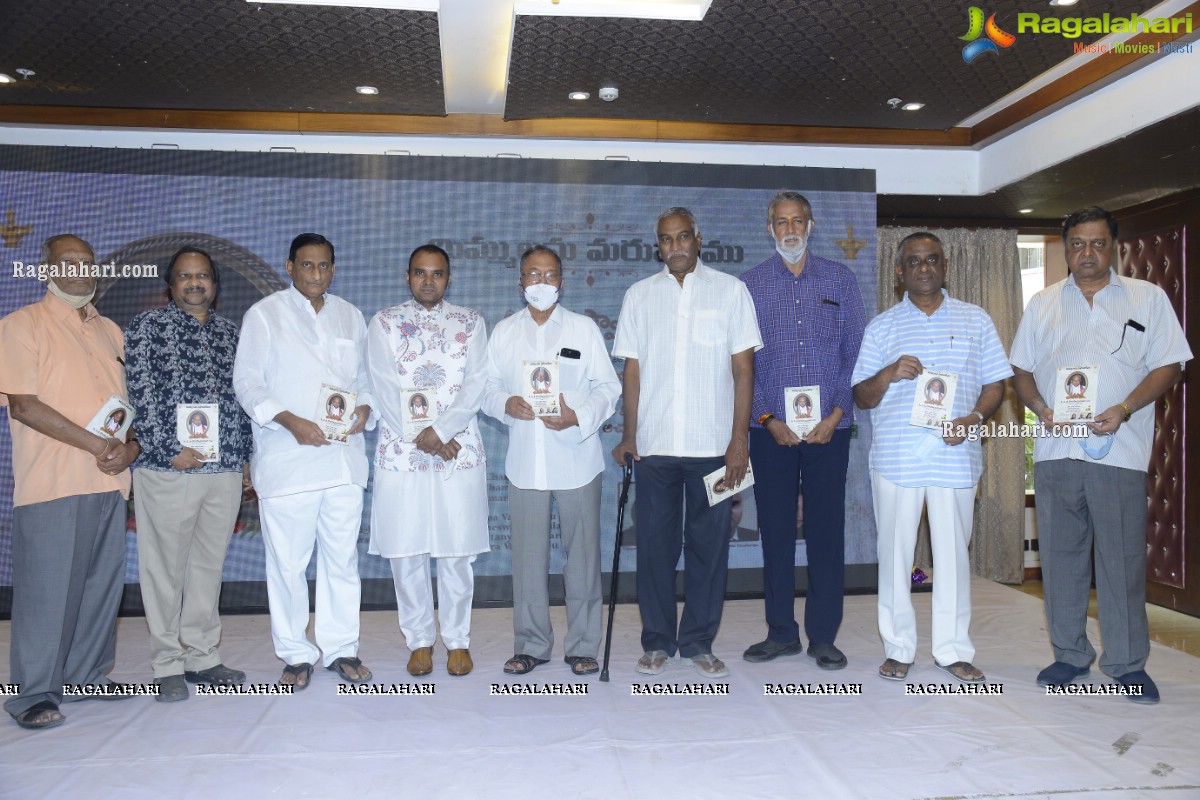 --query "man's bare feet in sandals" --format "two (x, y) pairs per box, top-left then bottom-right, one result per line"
(935, 661), (986, 682)
(878, 658), (912, 681)
(279, 662), (313, 690)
